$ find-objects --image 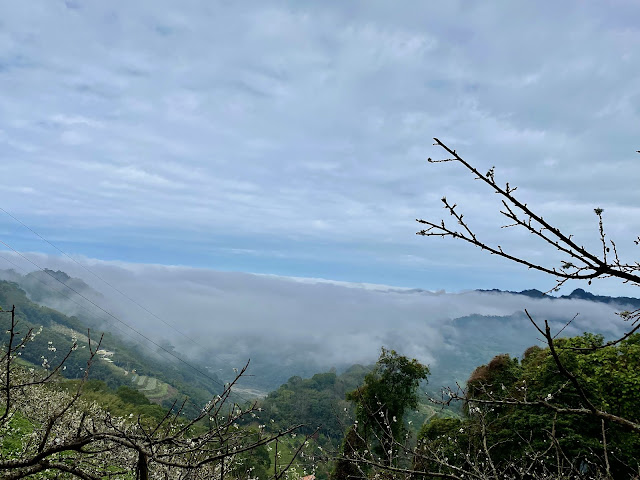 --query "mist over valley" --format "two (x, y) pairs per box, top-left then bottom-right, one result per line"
(1, 254), (634, 395)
